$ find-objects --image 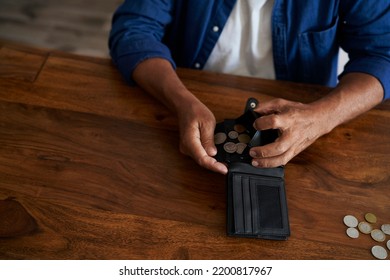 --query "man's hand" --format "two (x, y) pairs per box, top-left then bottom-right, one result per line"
(133, 58), (228, 174)
(249, 98), (331, 167)
(177, 101), (228, 174)
(249, 73), (384, 168)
